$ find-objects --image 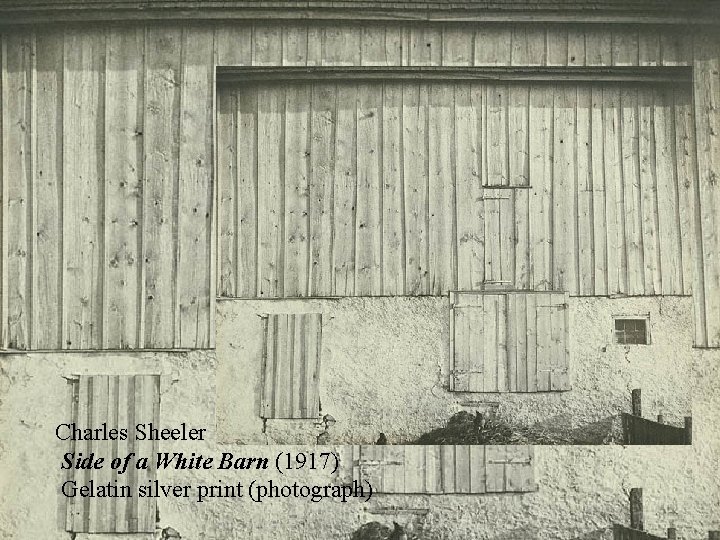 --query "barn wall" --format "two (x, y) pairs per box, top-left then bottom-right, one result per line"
(3, 22), (718, 350)
(217, 79), (695, 299)
(0, 348), (717, 539)
(0, 27), (216, 350)
(215, 296), (695, 445)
